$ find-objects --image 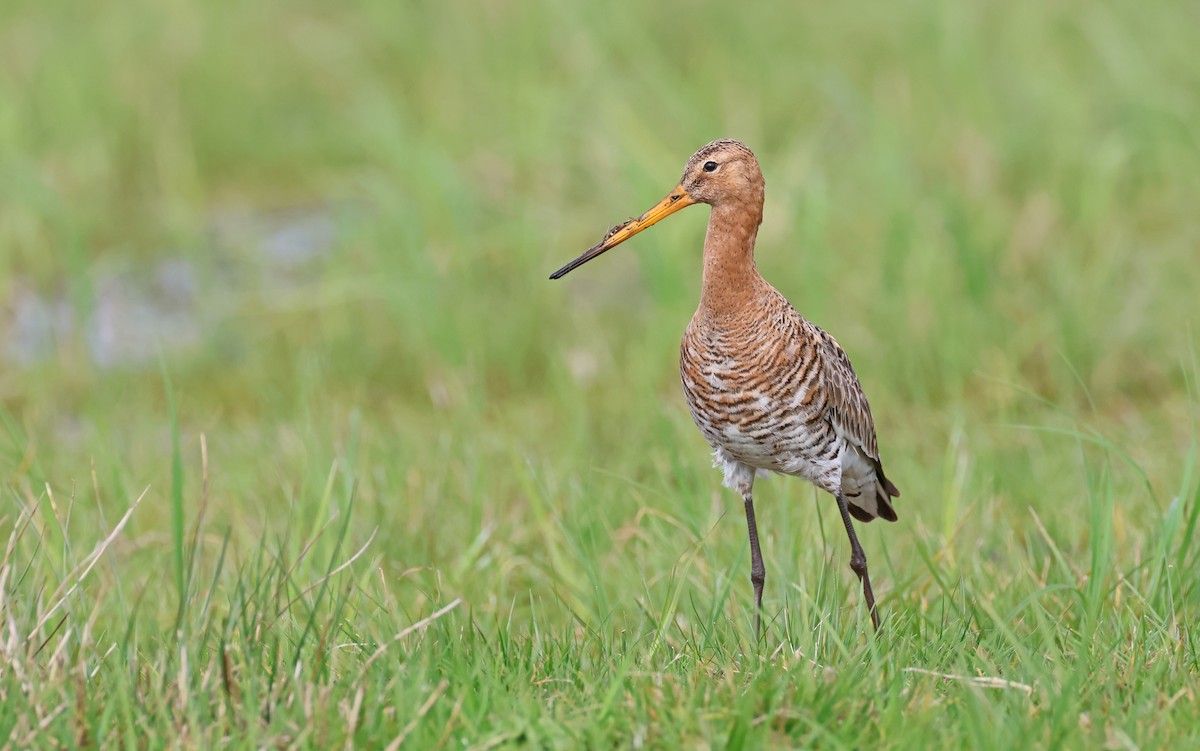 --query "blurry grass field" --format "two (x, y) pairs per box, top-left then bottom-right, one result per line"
(2, 0), (1199, 747)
